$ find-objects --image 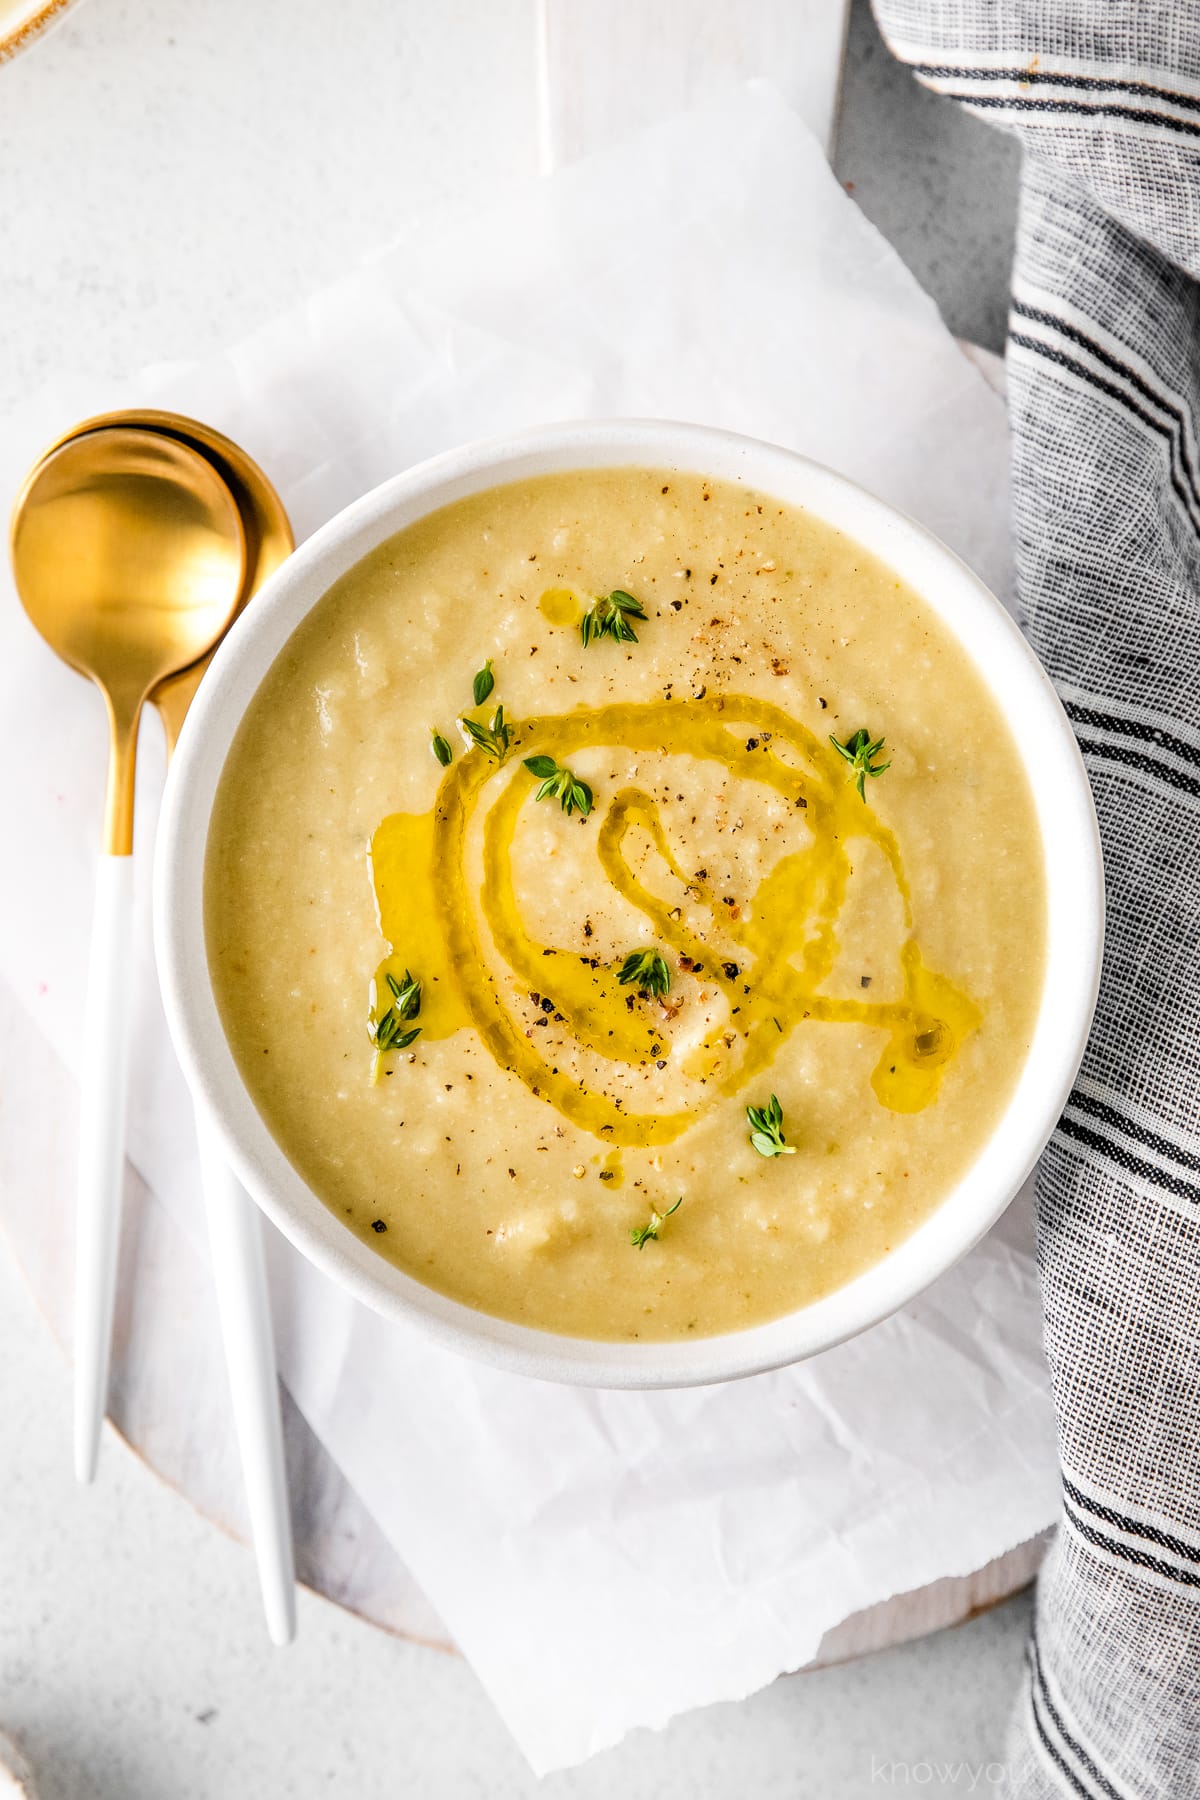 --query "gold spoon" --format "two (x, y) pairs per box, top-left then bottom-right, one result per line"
(41, 409), (295, 749)
(21, 409), (299, 1644)
(10, 427), (245, 1484)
